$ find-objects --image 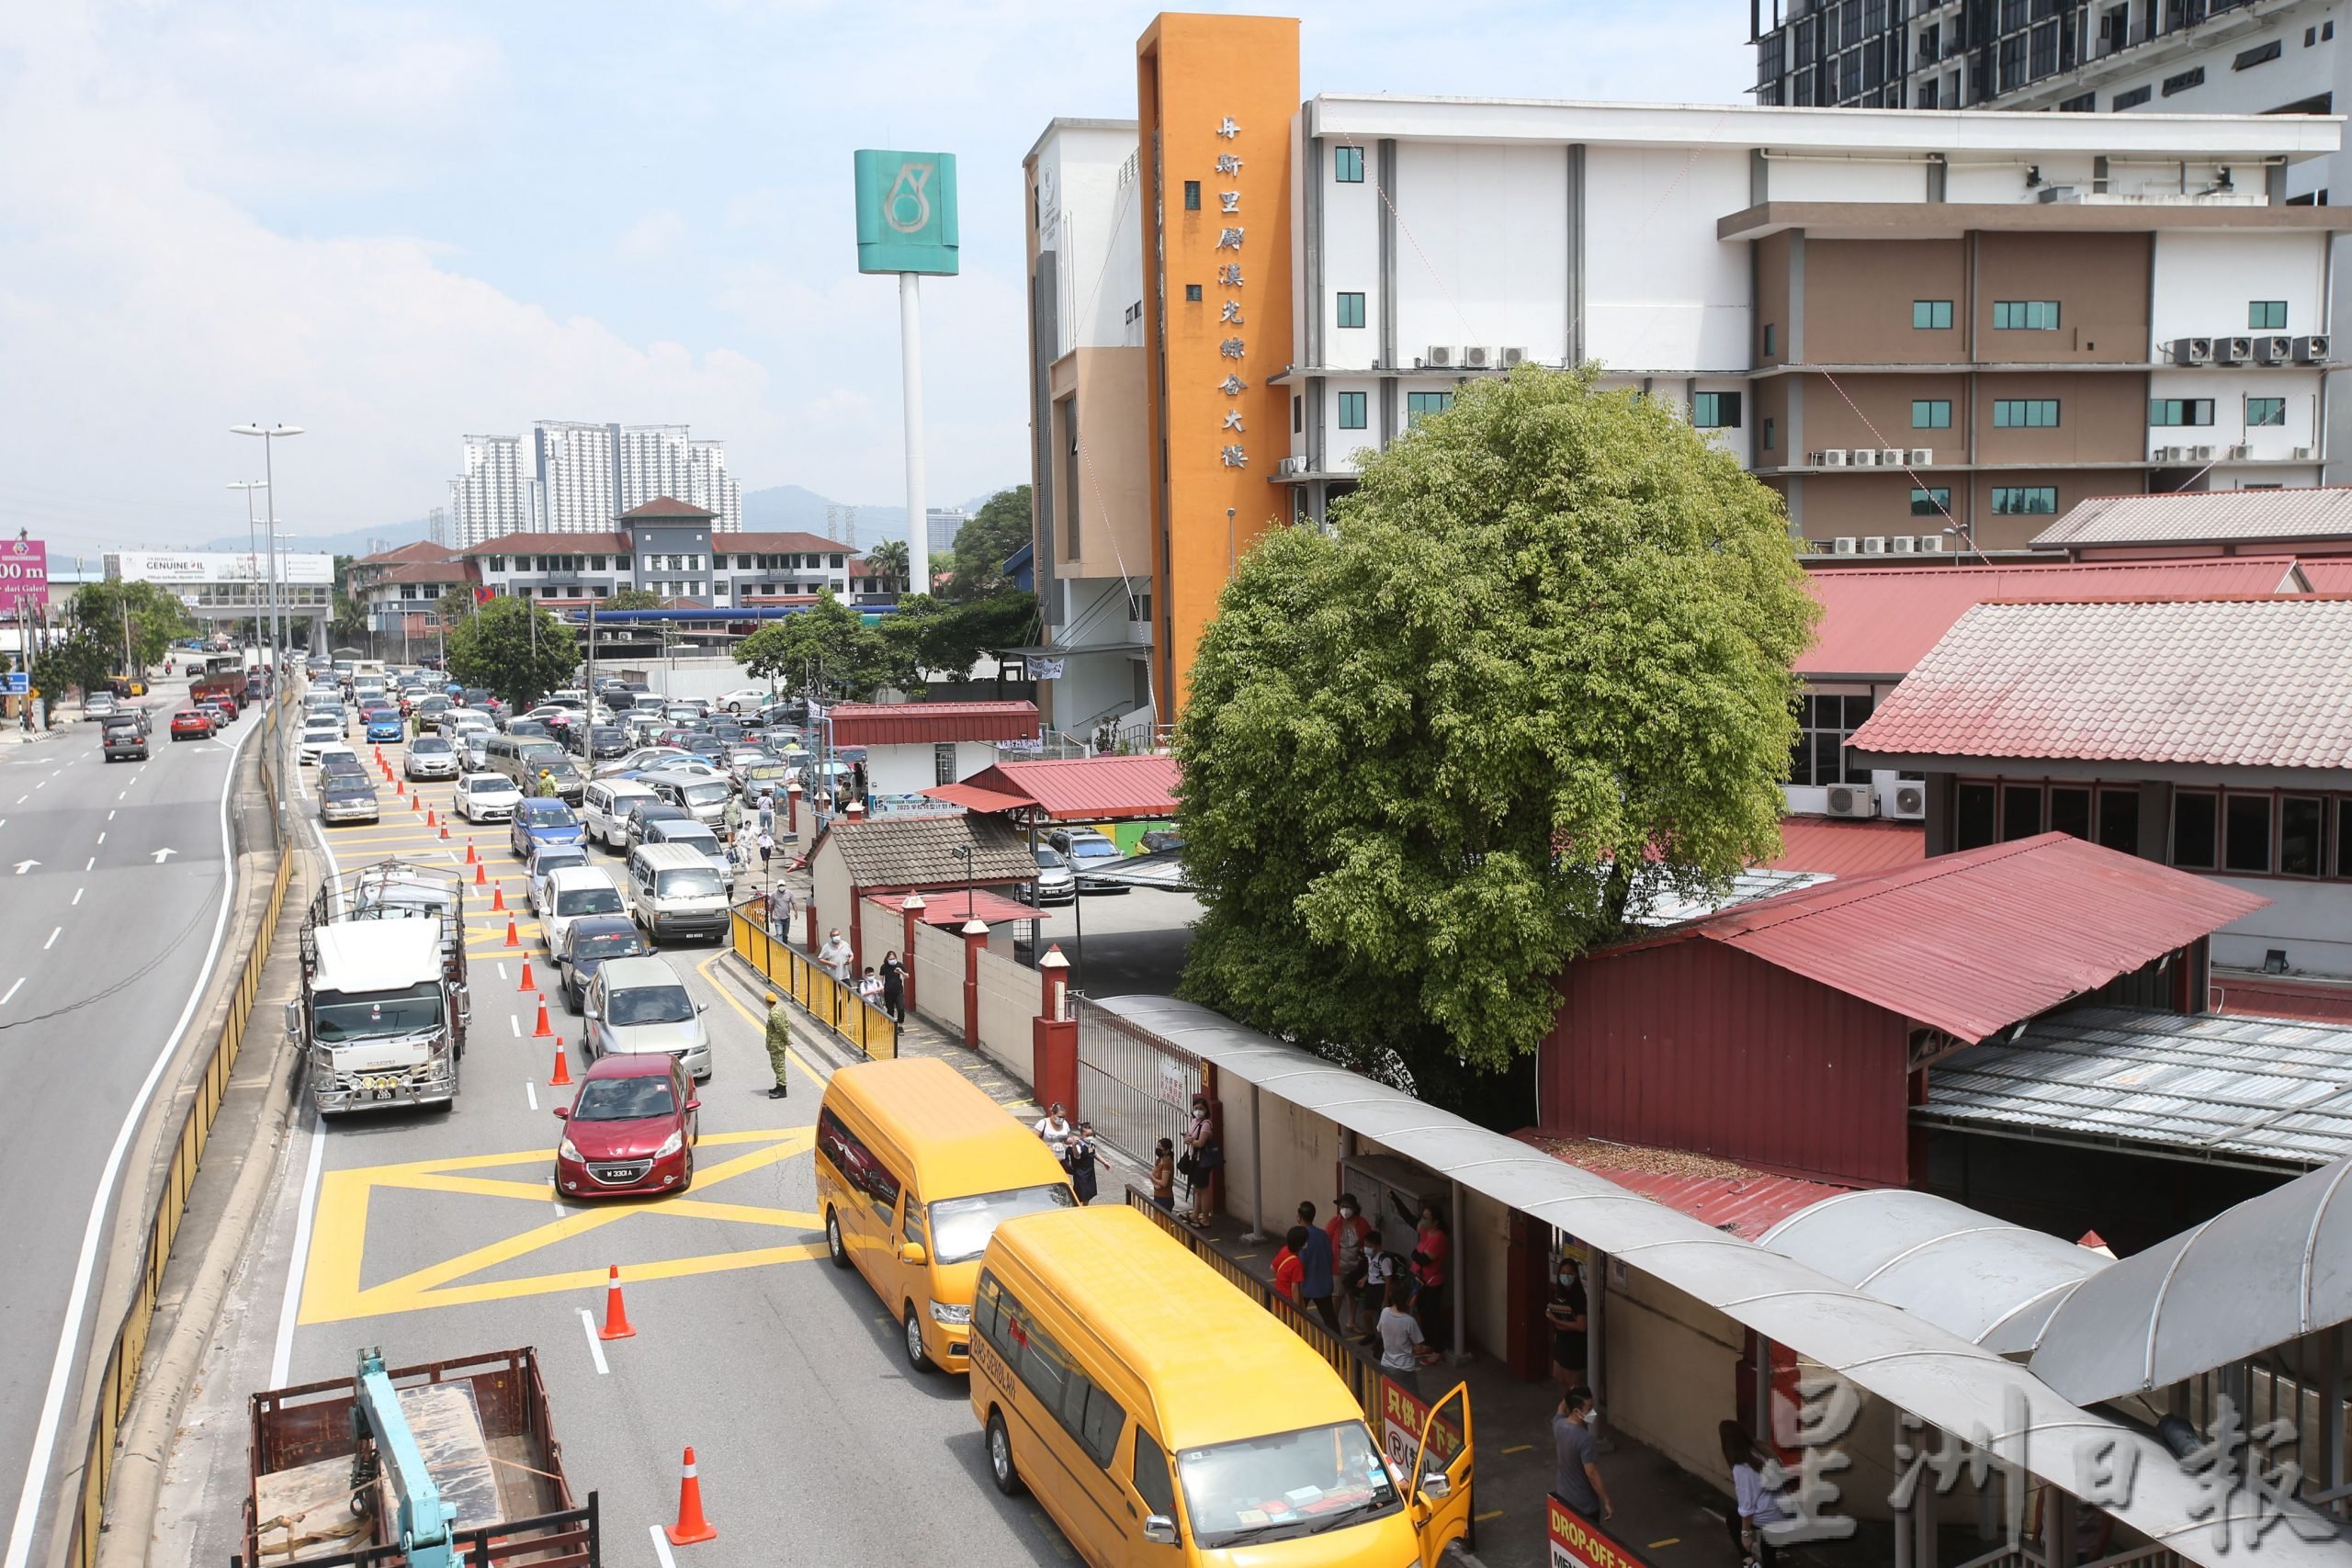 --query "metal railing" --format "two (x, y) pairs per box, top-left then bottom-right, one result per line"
(729, 903), (899, 1060)
(63, 694), (295, 1568)
(1075, 997), (1200, 1166)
